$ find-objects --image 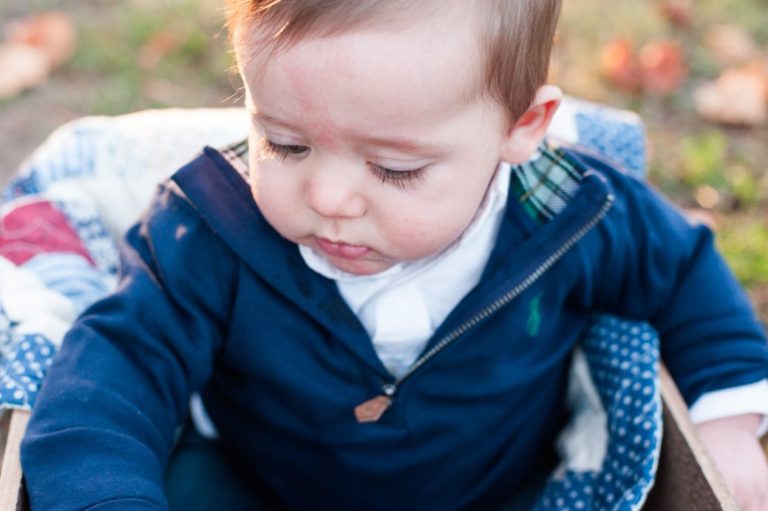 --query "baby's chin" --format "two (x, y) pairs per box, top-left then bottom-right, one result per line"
(325, 255), (398, 276)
